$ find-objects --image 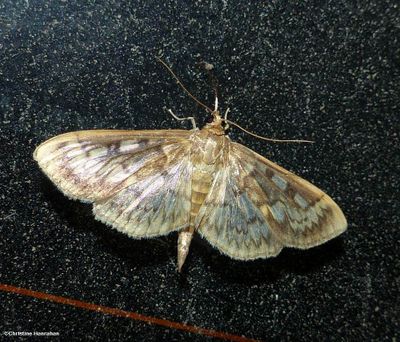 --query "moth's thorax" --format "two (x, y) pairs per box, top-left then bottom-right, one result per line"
(190, 126), (229, 166)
